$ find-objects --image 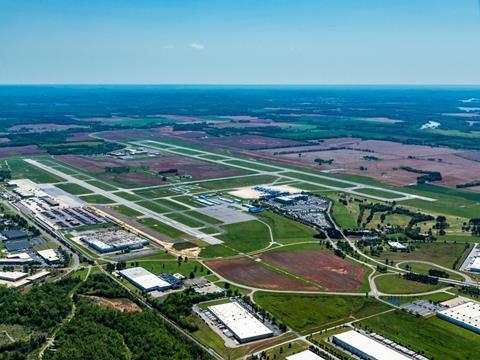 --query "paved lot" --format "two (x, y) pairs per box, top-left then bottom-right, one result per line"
(196, 205), (255, 224)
